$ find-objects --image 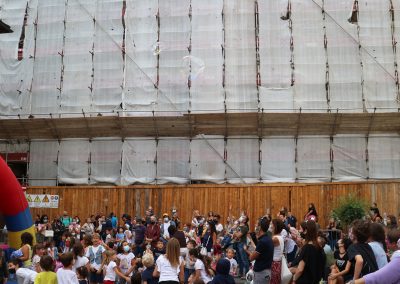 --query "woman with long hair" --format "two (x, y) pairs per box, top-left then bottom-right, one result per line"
(328, 238), (353, 284)
(304, 203), (318, 222)
(201, 221), (216, 257)
(19, 232), (34, 268)
(270, 219), (285, 284)
(153, 238), (184, 284)
(292, 221), (325, 284)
